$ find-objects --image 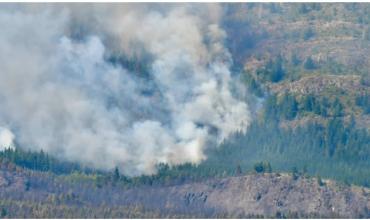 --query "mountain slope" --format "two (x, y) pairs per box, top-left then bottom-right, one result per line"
(0, 163), (369, 218)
